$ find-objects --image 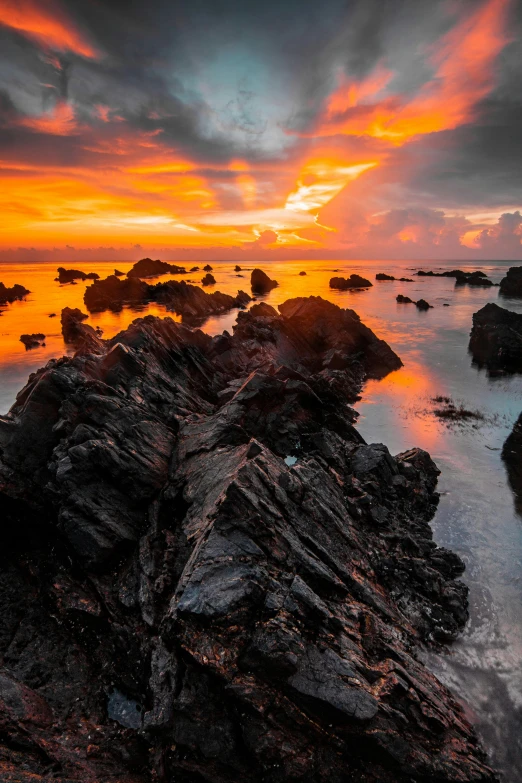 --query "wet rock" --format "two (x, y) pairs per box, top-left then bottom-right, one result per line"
(84, 275), (250, 322)
(416, 299), (433, 310)
(502, 412), (522, 512)
(396, 295), (432, 309)
(56, 267), (99, 283)
(469, 302), (522, 373)
(203, 264), (213, 272)
(114, 268), (124, 276)
(0, 282), (30, 304)
(190, 266), (200, 272)
(234, 265), (242, 271)
(0, 297), (496, 782)
(19, 333), (45, 349)
(201, 273), (216, 286)
(376, 273), (413, 282)
(127, 258), (186, 278)
(60, 307), (103, 352)
(499, 266), (522, 297)
(417, 269), (487, 279)
(251, 268), (278, 293)
(396, 294), (414, 304)
(330, 274), (372, 290)
(299, 271), (307, 276)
